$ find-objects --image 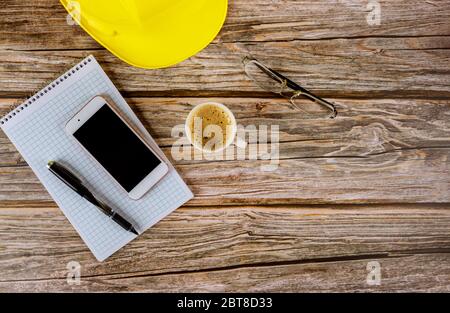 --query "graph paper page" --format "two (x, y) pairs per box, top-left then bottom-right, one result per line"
(0, 56), (193, 261)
